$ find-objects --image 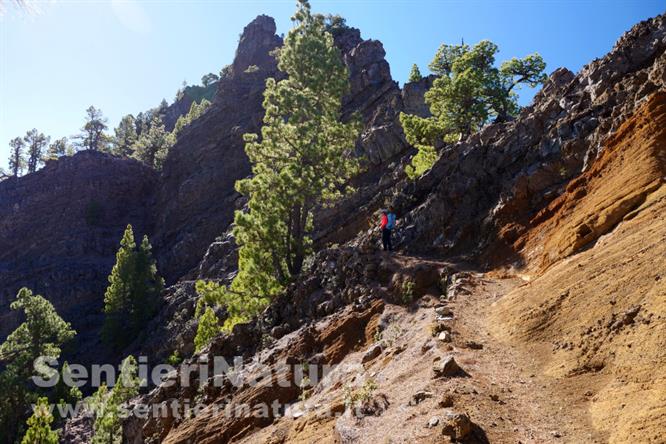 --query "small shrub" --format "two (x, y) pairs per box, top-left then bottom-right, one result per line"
(344, 378), (378, 409)
(401, 278), (415, 304)
(373, 328), (382, 343)
(244, 64), (260, 73)
(299, 375), (312, 402)
(167, 351), (182, 366)
(378, 323), (405, 347)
